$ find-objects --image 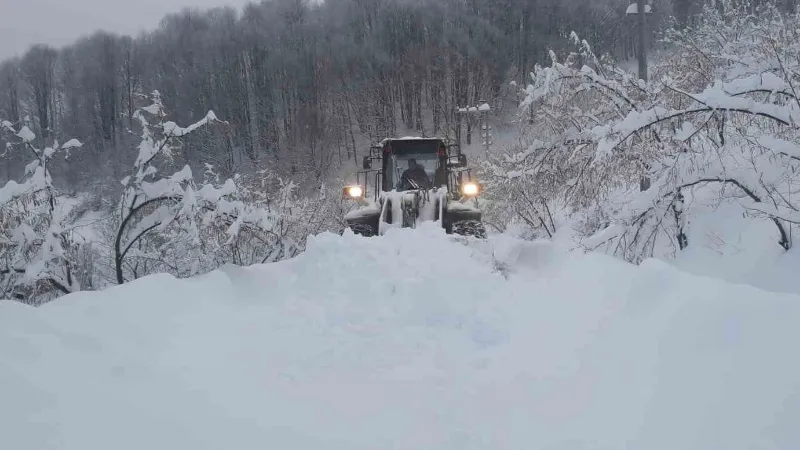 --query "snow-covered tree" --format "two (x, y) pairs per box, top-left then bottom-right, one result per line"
(0, 118), (83, 303)
(485, 2), (800, 263)
(112, 91), (299, 283)
(481, 32), (652, 240)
